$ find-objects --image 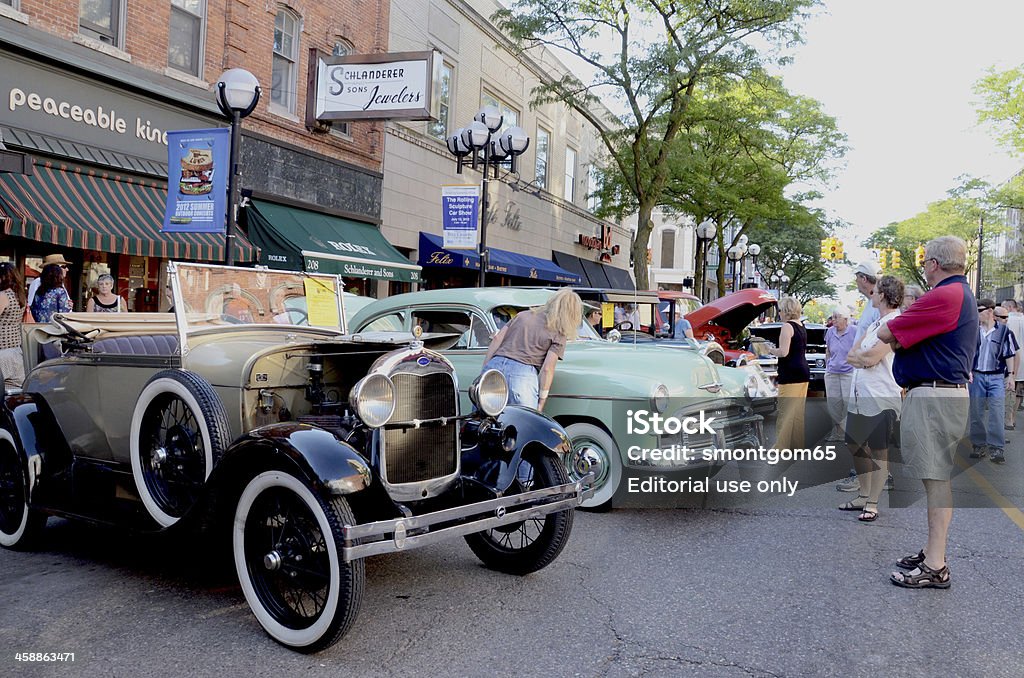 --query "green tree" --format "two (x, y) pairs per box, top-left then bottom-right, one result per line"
(493, 0), (819, 288)
(975, 65), (1024, 155)
(743, 207), (837, 303)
